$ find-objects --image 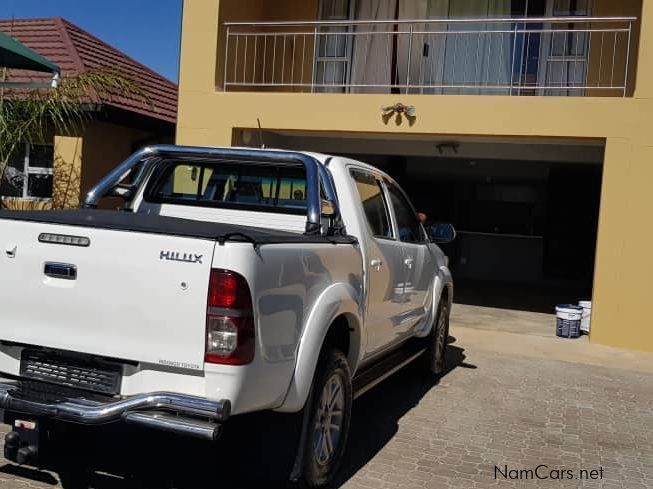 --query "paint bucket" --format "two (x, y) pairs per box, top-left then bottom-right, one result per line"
(555, 304), (583, 338)
(578, 300), (592, 334)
